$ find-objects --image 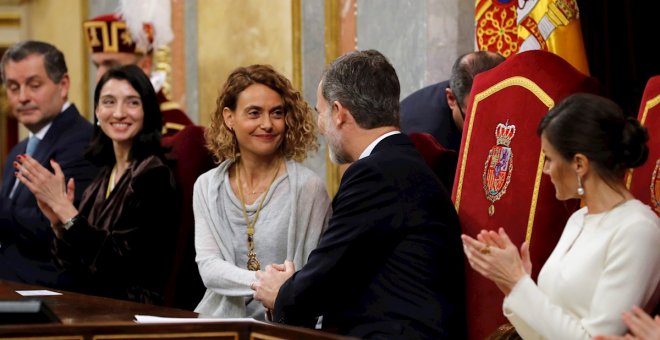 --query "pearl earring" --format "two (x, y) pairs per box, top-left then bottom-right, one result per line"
(576, 174), (585, 196)
(96, 120), (100, 126)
